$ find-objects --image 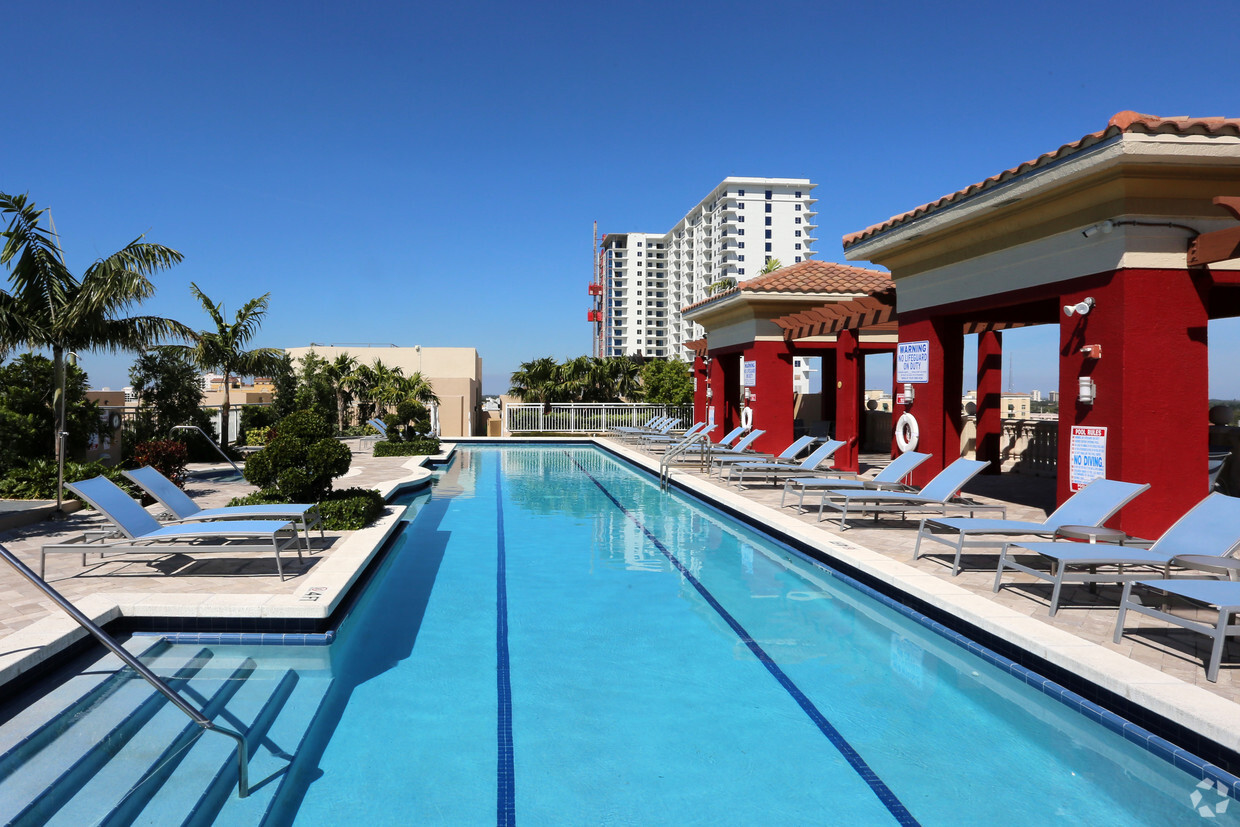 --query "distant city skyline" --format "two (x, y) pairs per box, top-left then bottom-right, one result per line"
(4, 2), (1238, 397)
